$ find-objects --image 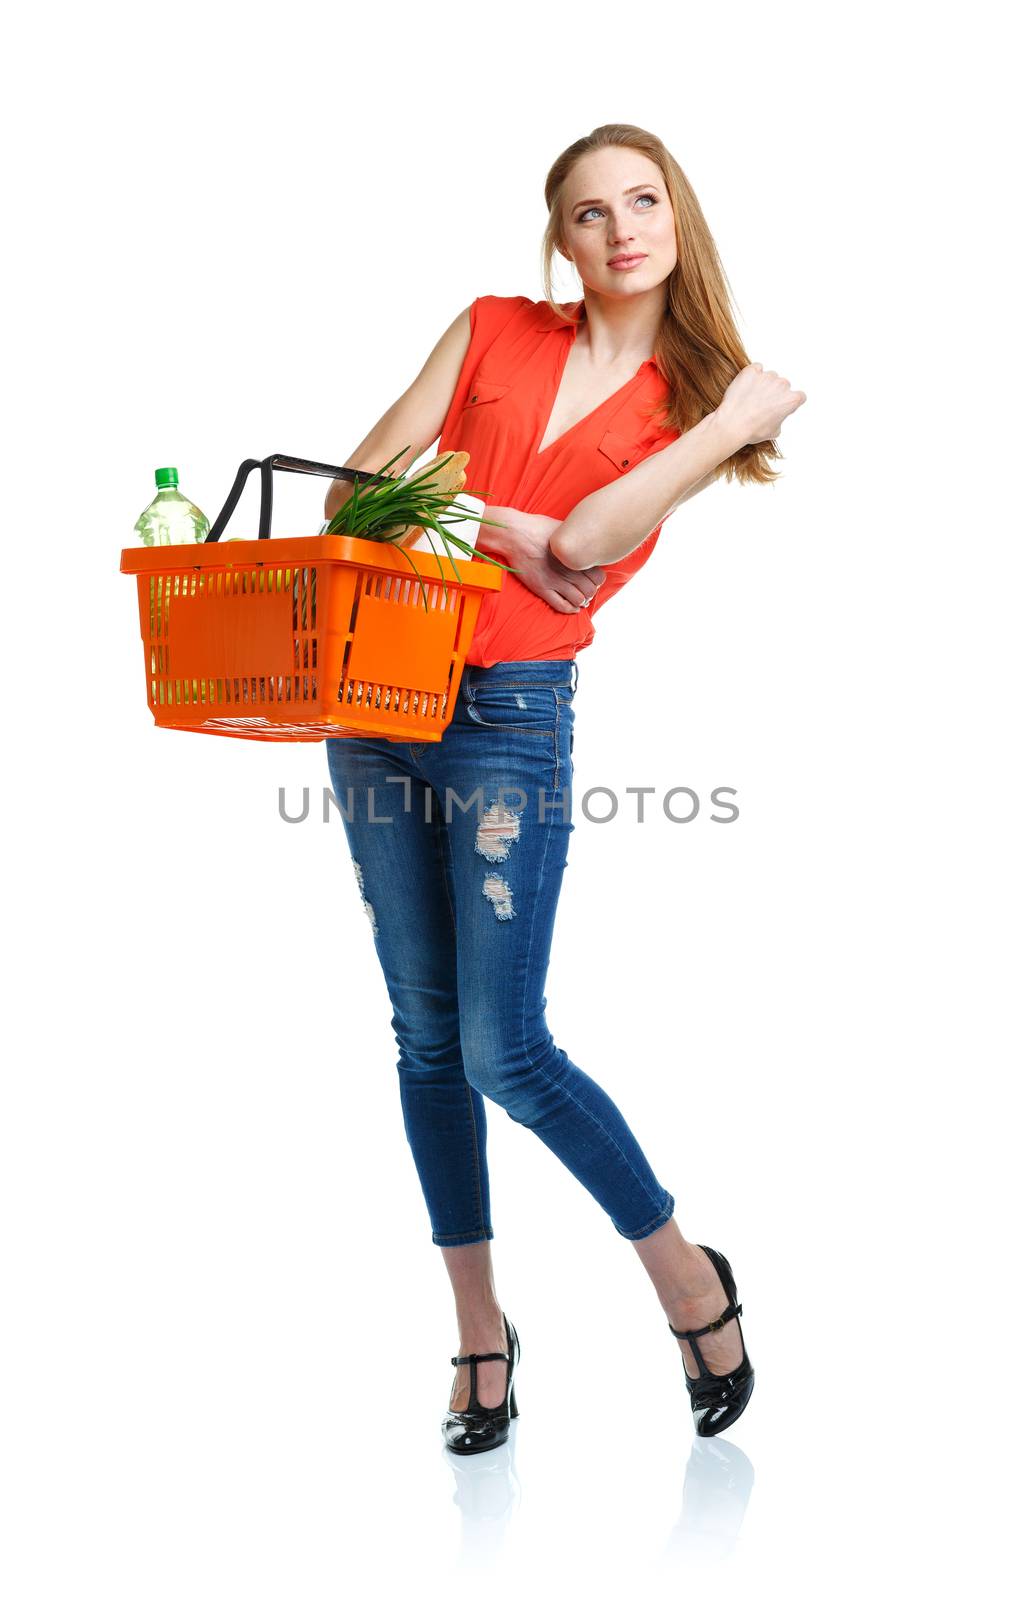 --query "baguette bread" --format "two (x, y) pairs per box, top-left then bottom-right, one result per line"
(387, 450), (470, 549)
